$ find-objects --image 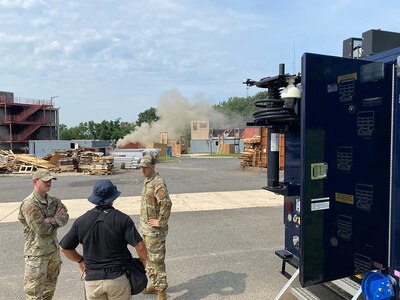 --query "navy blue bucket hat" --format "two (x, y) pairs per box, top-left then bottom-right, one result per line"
(88, 179), (121, 206)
